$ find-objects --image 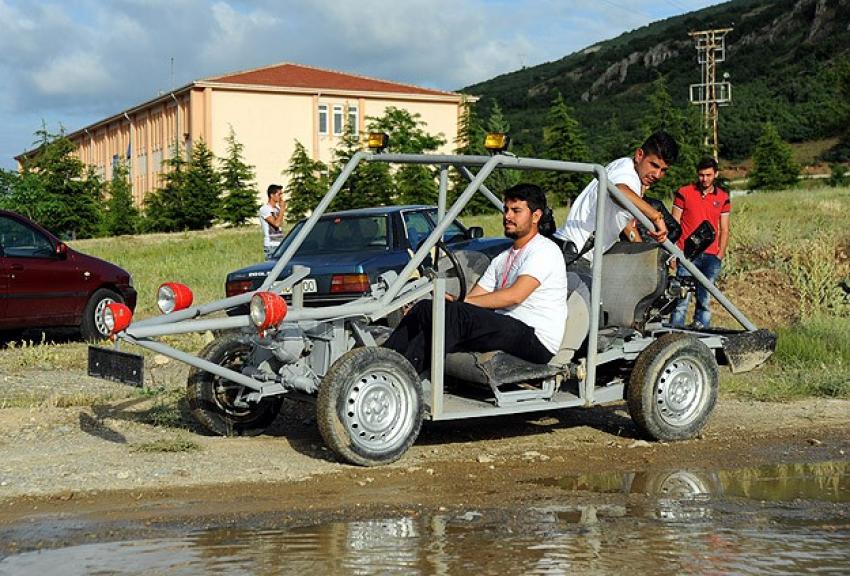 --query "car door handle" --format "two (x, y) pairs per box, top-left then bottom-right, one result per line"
(10, 264), (23, 271)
